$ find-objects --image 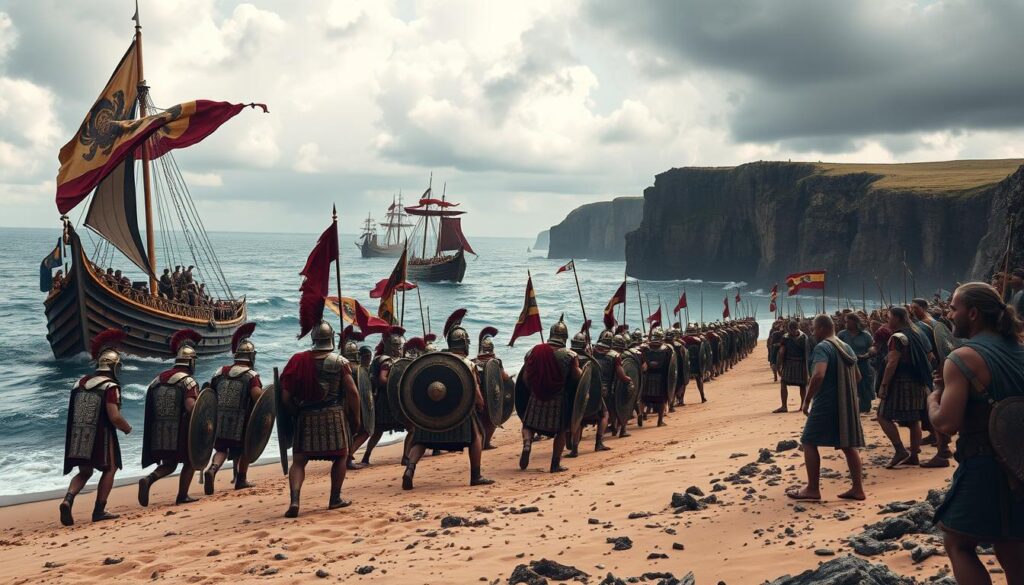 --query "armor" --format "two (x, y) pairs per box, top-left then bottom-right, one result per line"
(293, 353), (351, 460)
(611, 334), (627, 351)
(141, 370), (199, 467)
(650, 327), (665, 343)
(387, 330), (406, 357)
(631, 329), (643, 345)
(95, 348), (122, 379)
(232, 322), (258, 366)
(447, 327), (470, 353)
(570, 332), (588, 352)
(64, 374), (121, 474)
(597, 330), (614, 349)
(311, 320), (335, 351)
(640, 342), (673, 404)
(343, 340), (359, 362)
(549, 316), (569, 348)
(478, 326), (498, 357)
(211, 365), (258, 446)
